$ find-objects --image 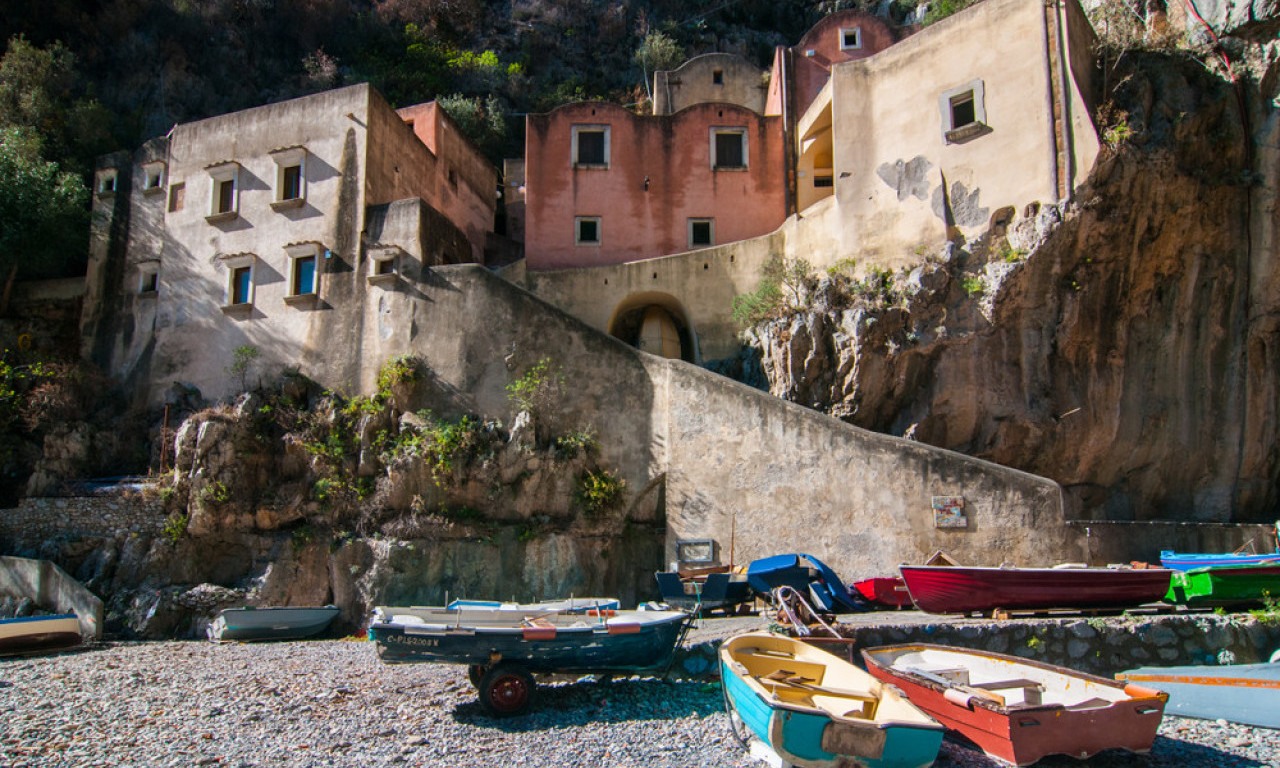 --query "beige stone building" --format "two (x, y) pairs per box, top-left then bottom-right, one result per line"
(81, 84), (497, 404)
